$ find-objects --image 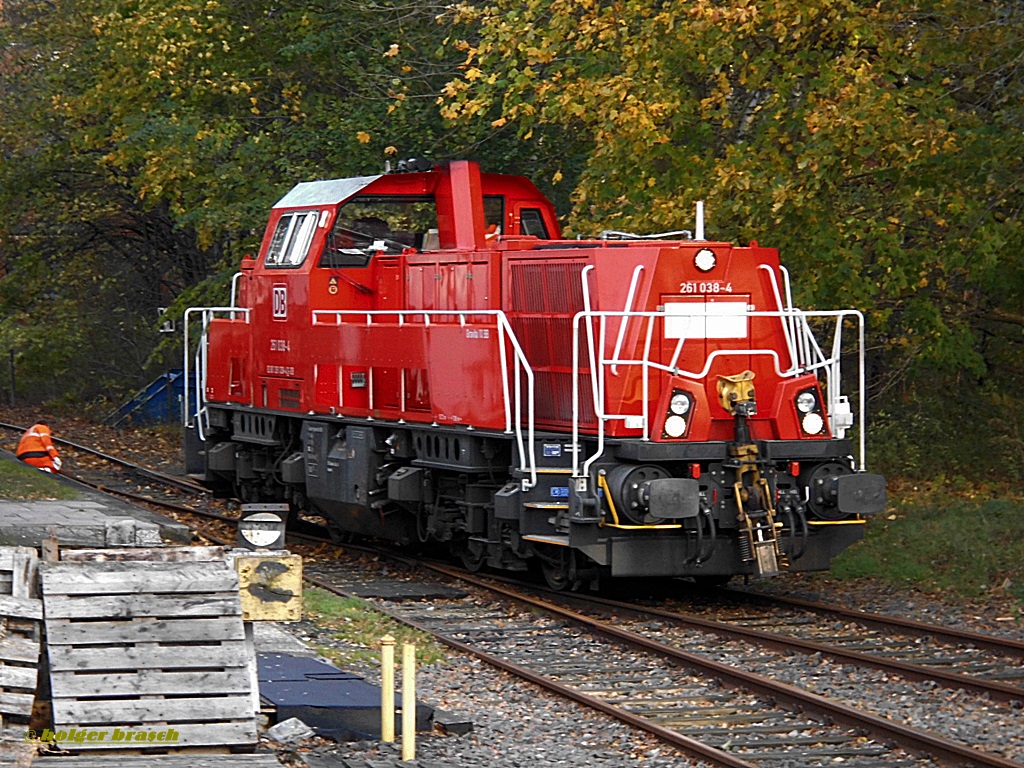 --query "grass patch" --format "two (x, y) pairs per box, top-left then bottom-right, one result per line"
(830, 495), (1024, 602)
(303, 586), (446, 669)
(0, 462), (81, 501)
